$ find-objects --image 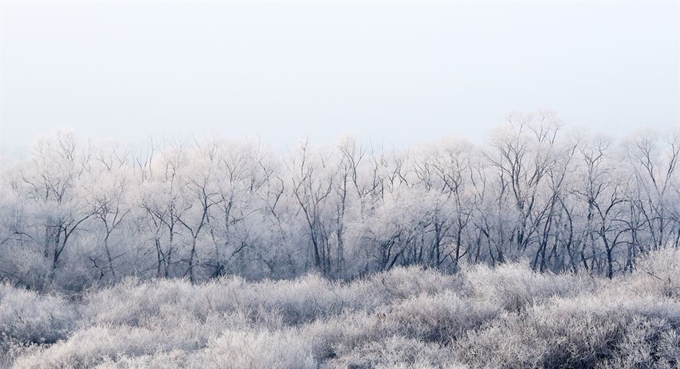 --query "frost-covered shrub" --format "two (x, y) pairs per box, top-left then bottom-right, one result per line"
(456, 293), (680, 369)
(463, 263), (591, 312)
(598, 316), (680, 369)
(0, 283), (77, 346)
(300, 292), (498, 364)
(0, 340), (42, 369)
(366, 266), (462, 301)
(86, 274), (351, 329)
(0, 248), (49, 291)
(84, 277), (198, 327)
(301, 311), (387, 362)
(244, 275), (343, 325)
(82, 266), (465, 342)
(8, 260), (680, 368)
(385, 291), (499, 343)
(194, 330), (315, 369)
(201, 274), (346, 326)
(92, 350), (189, 369)
(37, 329), (316, 369)
(324, 335), (460, 369)
(14, 324), (202, 369)
(628, 248), (680, 299)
